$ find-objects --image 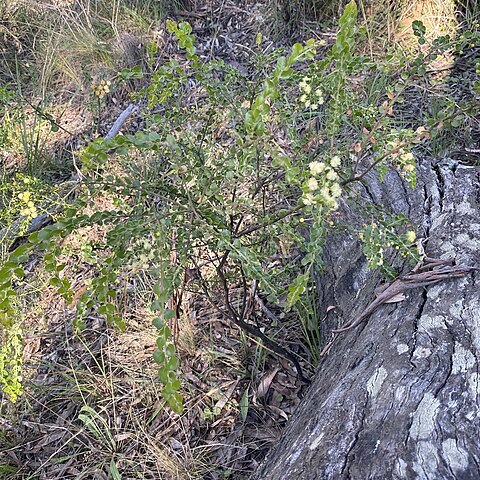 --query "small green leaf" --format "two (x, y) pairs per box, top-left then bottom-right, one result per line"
(239, 387), (249, 422)
(0, 268), (11, 283)
(113, 316), (125, 331)
(412, 20), (426, 39)
(153, 317), (164, 329)
(109, 459), (122, 480)
(291, 43), (304, 59)
(451, 115), (464, 127)
(158, 367), (169, 384)
(165, 343), (175, 357)
(10, 244), (31, 261)
(287, 273), (309, 307)
(13, 267), (24, 279)
(153, 349), (165, 364)
(168, 392), (184, 415)
(150, 300), (163, 312)
(167, 356), (179, 370)
(49, 276), (62, 287)
(0, 280), (12, 291)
